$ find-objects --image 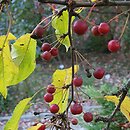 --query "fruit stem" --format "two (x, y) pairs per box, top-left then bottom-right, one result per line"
(84, 3), (97, 22)
(108, 8), (130, 23)
(75, 50), (93, 69)
(118, 13), (129, 41)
